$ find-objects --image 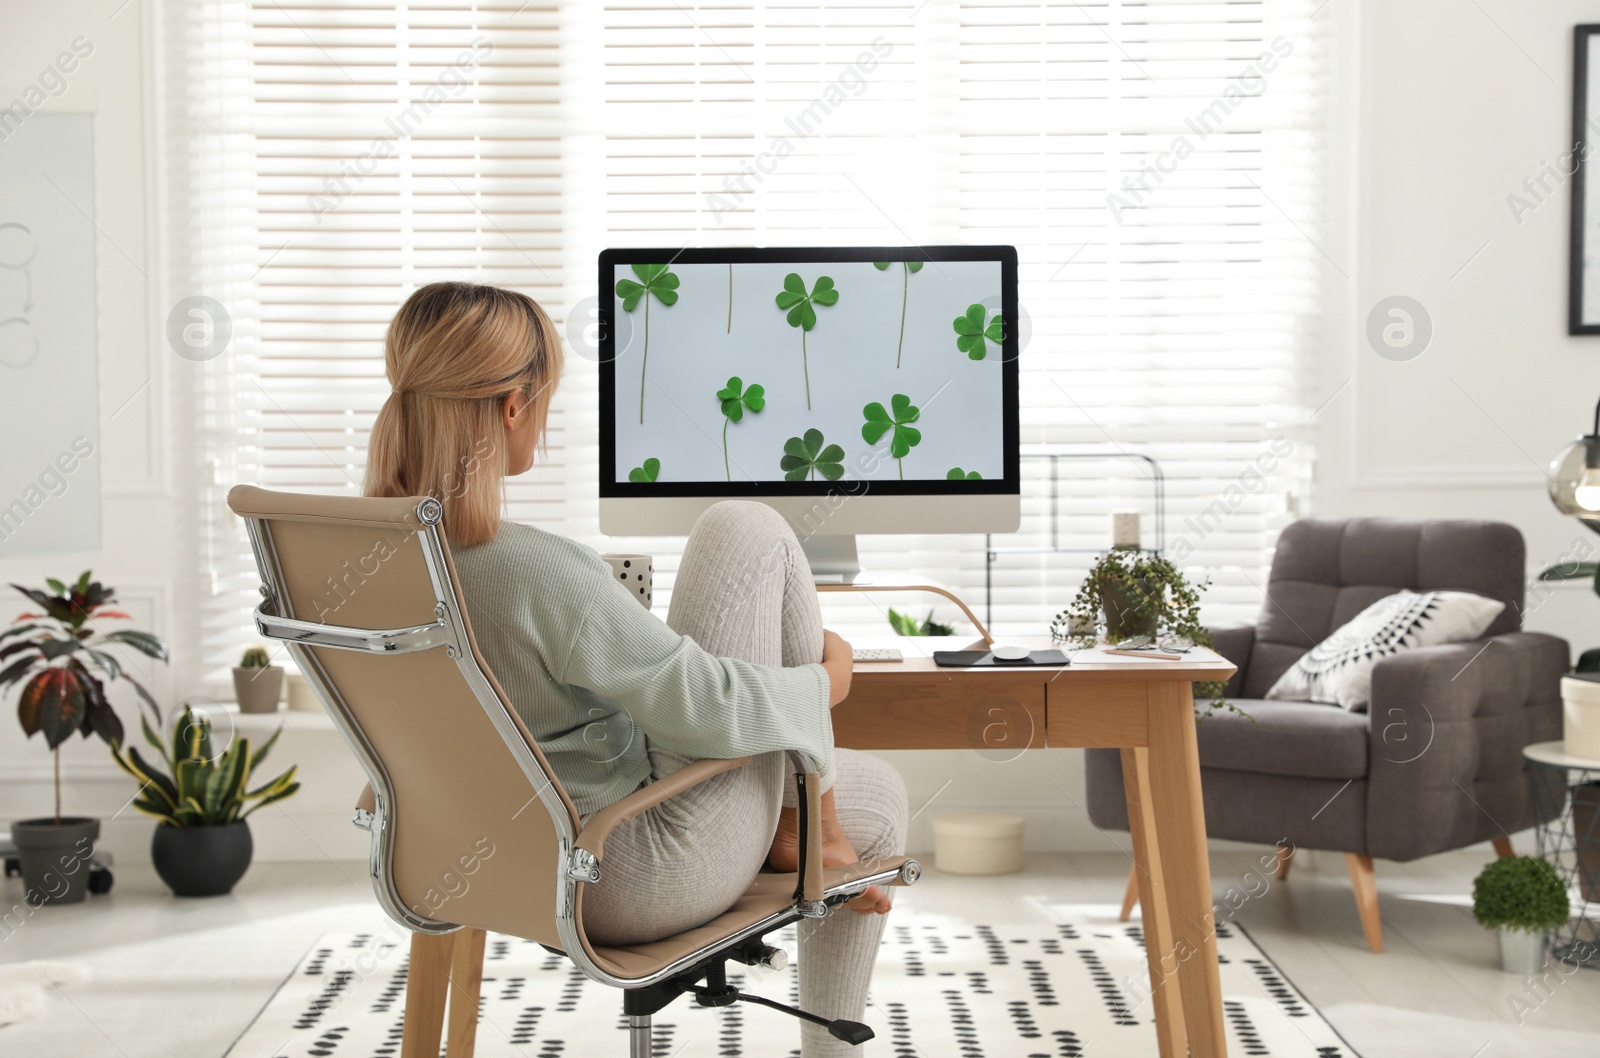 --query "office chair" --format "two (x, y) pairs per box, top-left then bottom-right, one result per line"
(227, 486), (920, 1057)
